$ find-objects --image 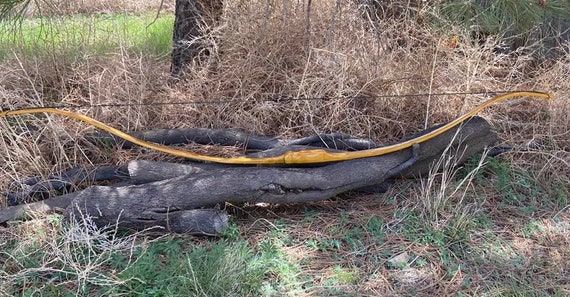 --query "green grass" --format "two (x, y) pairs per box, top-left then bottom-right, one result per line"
(0, 12), (174, 61)
(107, 239), (265, 296)
(1, 219), (266, 296)
(480, 157), (568, 212)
